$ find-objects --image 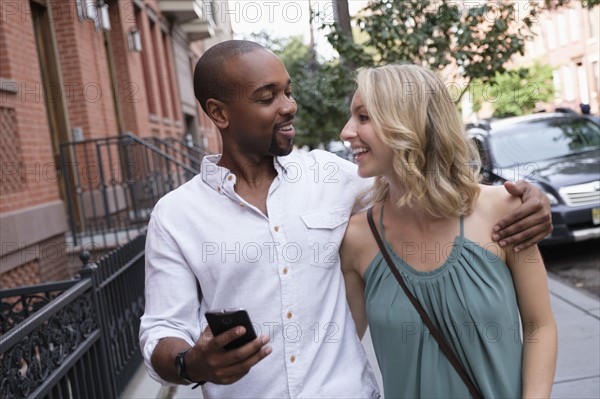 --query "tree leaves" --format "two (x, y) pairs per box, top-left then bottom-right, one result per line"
(251, 0), (595, 146)
(252, 34), (353, 147)
(323, 0), (588, 105)
(470, 62), (556, 117)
